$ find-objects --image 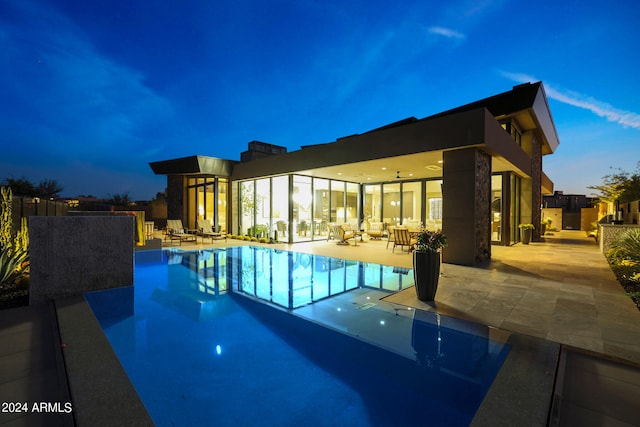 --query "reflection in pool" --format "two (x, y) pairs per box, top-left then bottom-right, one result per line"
(86, 247), (510, 426)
